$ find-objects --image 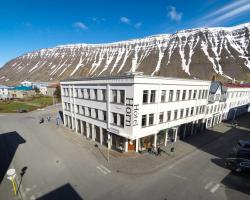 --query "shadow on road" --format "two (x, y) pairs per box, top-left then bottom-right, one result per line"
(211, 158), (250, 197)
(0, 131), (26, 184)
(36, 183), (83, 200)
(181, 113), (250, 198)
